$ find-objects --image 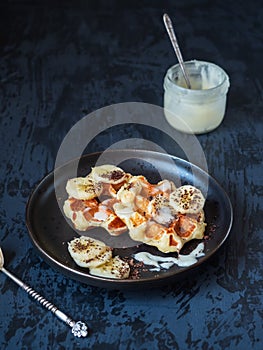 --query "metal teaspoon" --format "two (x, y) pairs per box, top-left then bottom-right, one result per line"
(0, 246), (88, 338)
(163, 13), (192, 89)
